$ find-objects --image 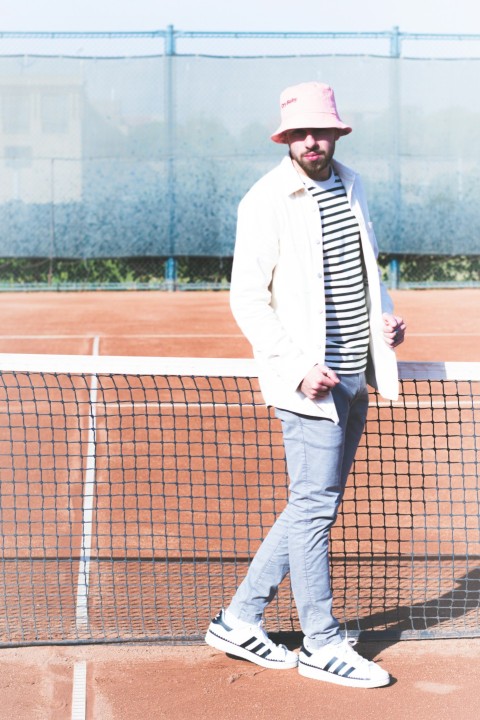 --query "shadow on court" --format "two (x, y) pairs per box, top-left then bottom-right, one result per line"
(268, 566), (480, 655)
